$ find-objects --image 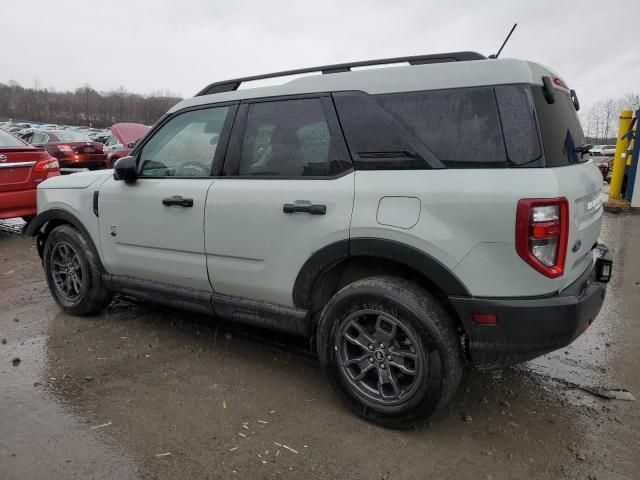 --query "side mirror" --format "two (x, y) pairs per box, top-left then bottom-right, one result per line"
(113, 156), (138, 183)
